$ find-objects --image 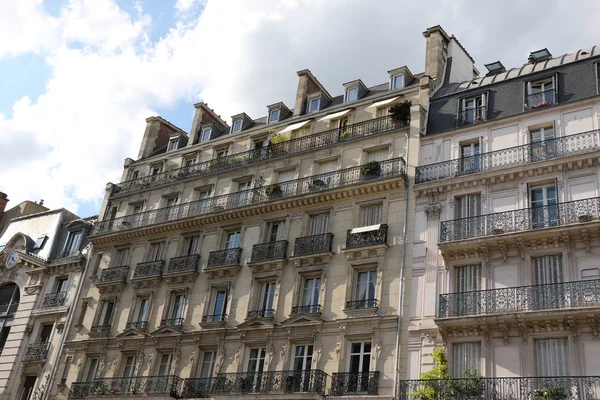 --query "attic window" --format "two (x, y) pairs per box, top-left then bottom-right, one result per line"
(0, 245), (4, 253)
(33, 235), (47, 250)
(484, 61), (506, 75)
(269, 109), (280, 123)
(391, 75), (405, 90)
(201, 127), (212, 142)
(345, 87), (358, 102)
(231, 120), (243, 133)
(167, 138), (179, 151)
(528, 48), (552, 63)
(307, 95), (321, 113)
